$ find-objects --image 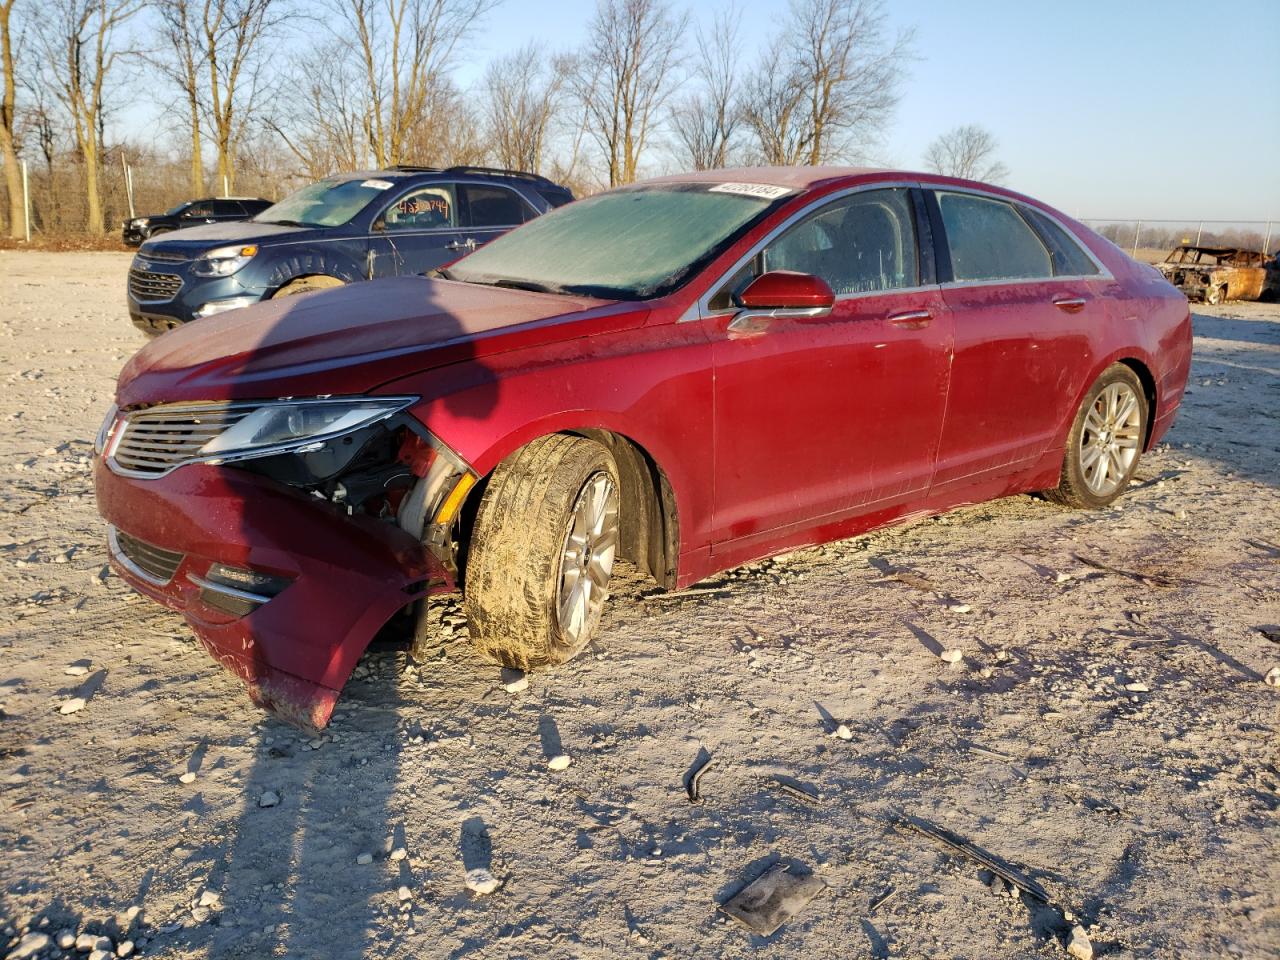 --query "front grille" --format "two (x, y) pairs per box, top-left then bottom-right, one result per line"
(128, 268), (183, 301)
(112, 527), (184, 584)
(109, 404), (254, 476)
(140, 249), (188, 262)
